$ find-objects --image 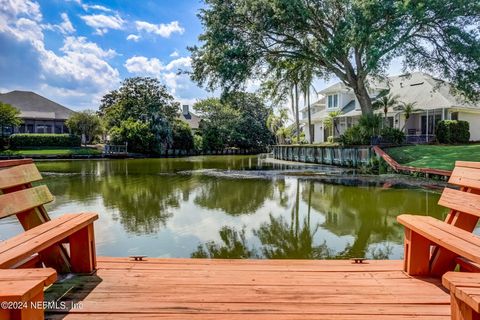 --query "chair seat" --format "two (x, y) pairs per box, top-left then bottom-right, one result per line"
(443, 272), (480, 313)
(0, 268), (57, 301)
(397, 214), (480, 264)
(0, 213), (98, 269)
